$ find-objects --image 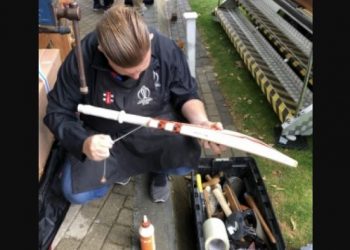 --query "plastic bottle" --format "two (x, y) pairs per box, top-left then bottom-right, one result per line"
(139, 215), (156, 250)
